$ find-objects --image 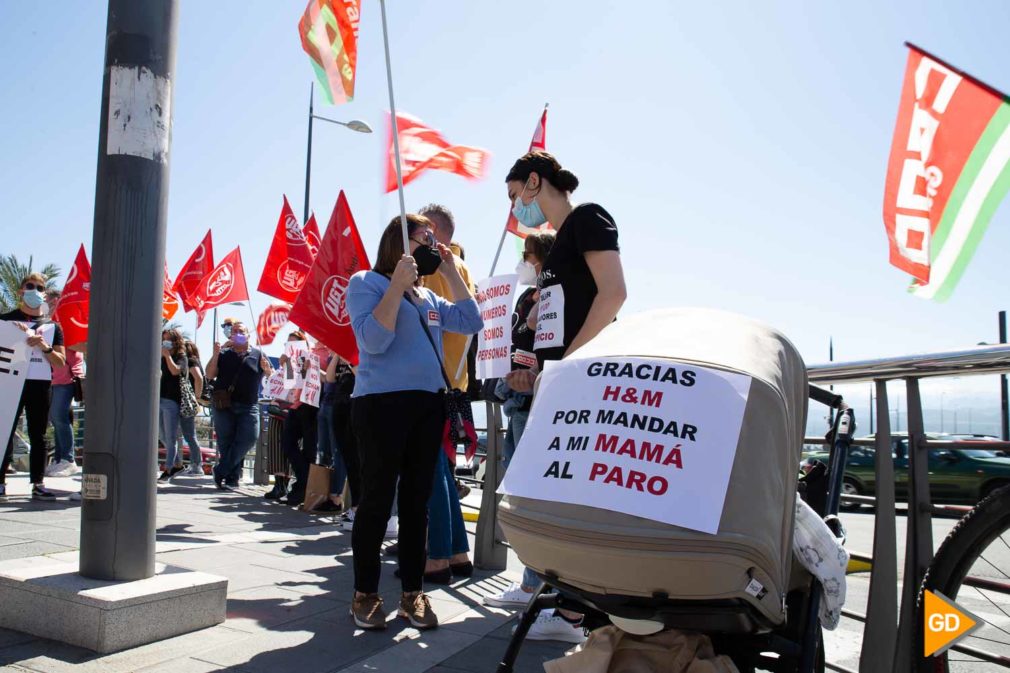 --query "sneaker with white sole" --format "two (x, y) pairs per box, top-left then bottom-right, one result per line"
(45, 460), (73, 477)
(483, 582), (536, 608)
(520, 609), (588, 644)
(384, 514), (398, 539)
(340, 510), (357, 531)
(32, 485), (57, 502)
(187, 464), (204, 476)
(61, 461), (82, 476)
